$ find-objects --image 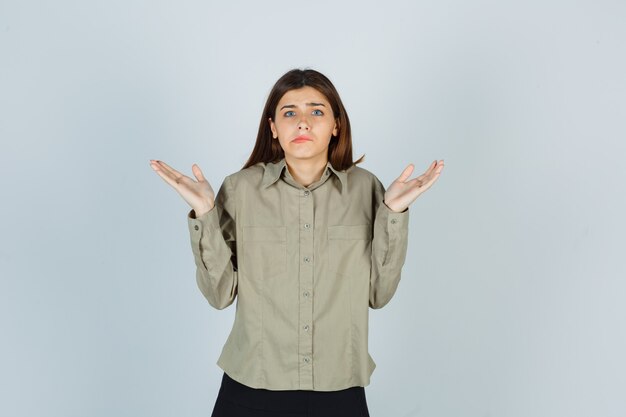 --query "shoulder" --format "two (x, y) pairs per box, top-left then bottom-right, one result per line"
(223, 162), (266, 189)
(346, 163), (384, 191)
